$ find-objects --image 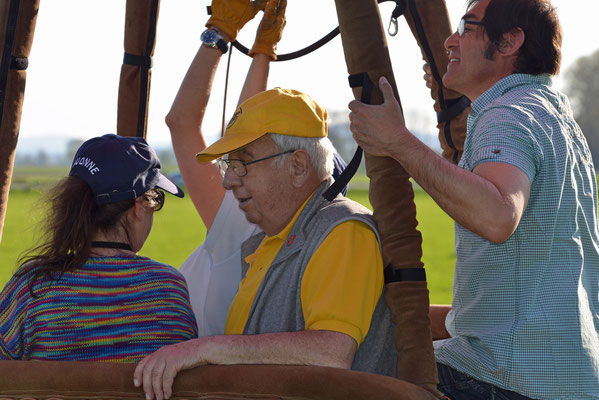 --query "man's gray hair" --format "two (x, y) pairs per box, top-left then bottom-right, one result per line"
(268, 133), (334, 181)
